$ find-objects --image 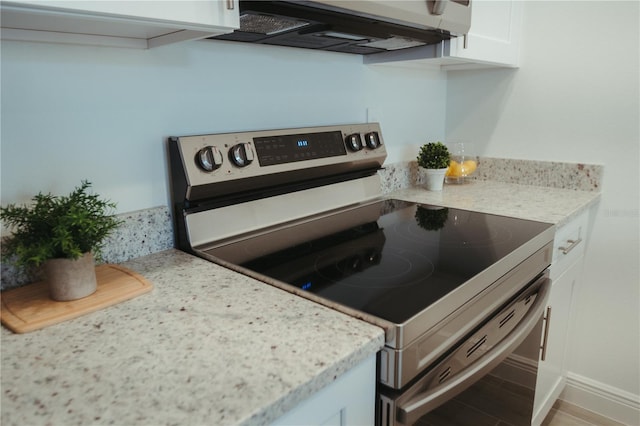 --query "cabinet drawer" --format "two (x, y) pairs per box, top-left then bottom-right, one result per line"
(551, 209), (589, 278)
